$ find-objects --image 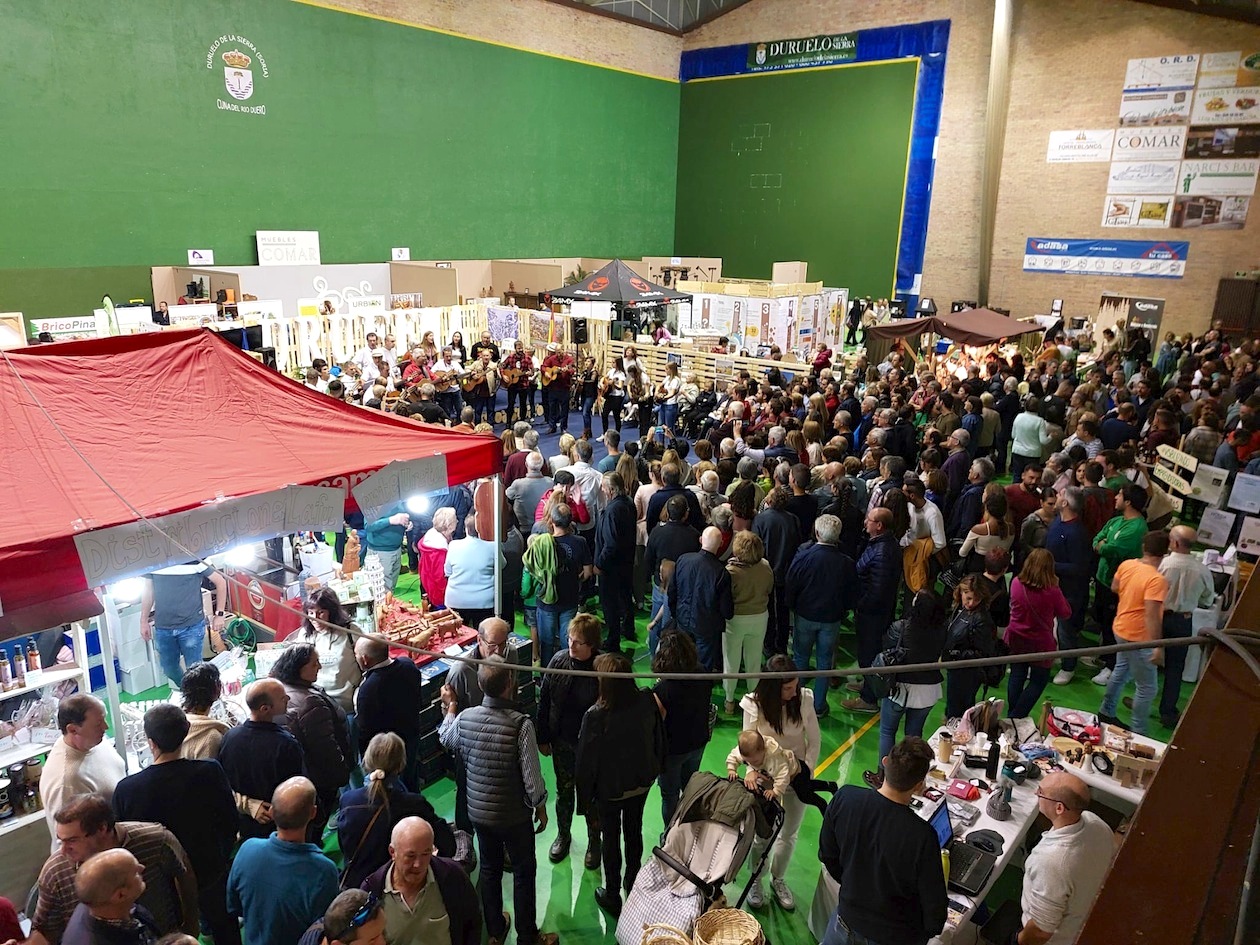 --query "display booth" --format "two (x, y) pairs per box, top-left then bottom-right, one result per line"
(0, 328), (503, 898)
(865, 307), (1042, 370)
(675, 277), (847, 362)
